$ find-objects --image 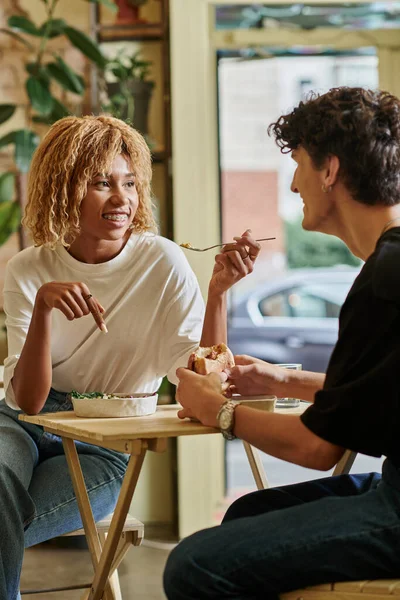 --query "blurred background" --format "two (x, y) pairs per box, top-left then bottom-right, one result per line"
(0, 2), (397, 596)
